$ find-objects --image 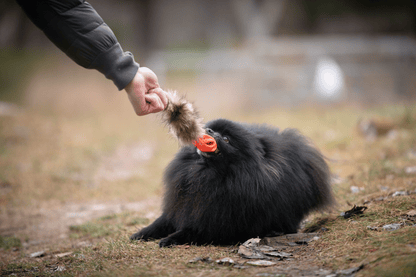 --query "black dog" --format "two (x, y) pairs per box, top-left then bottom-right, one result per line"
(131, 119), (334, 247)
